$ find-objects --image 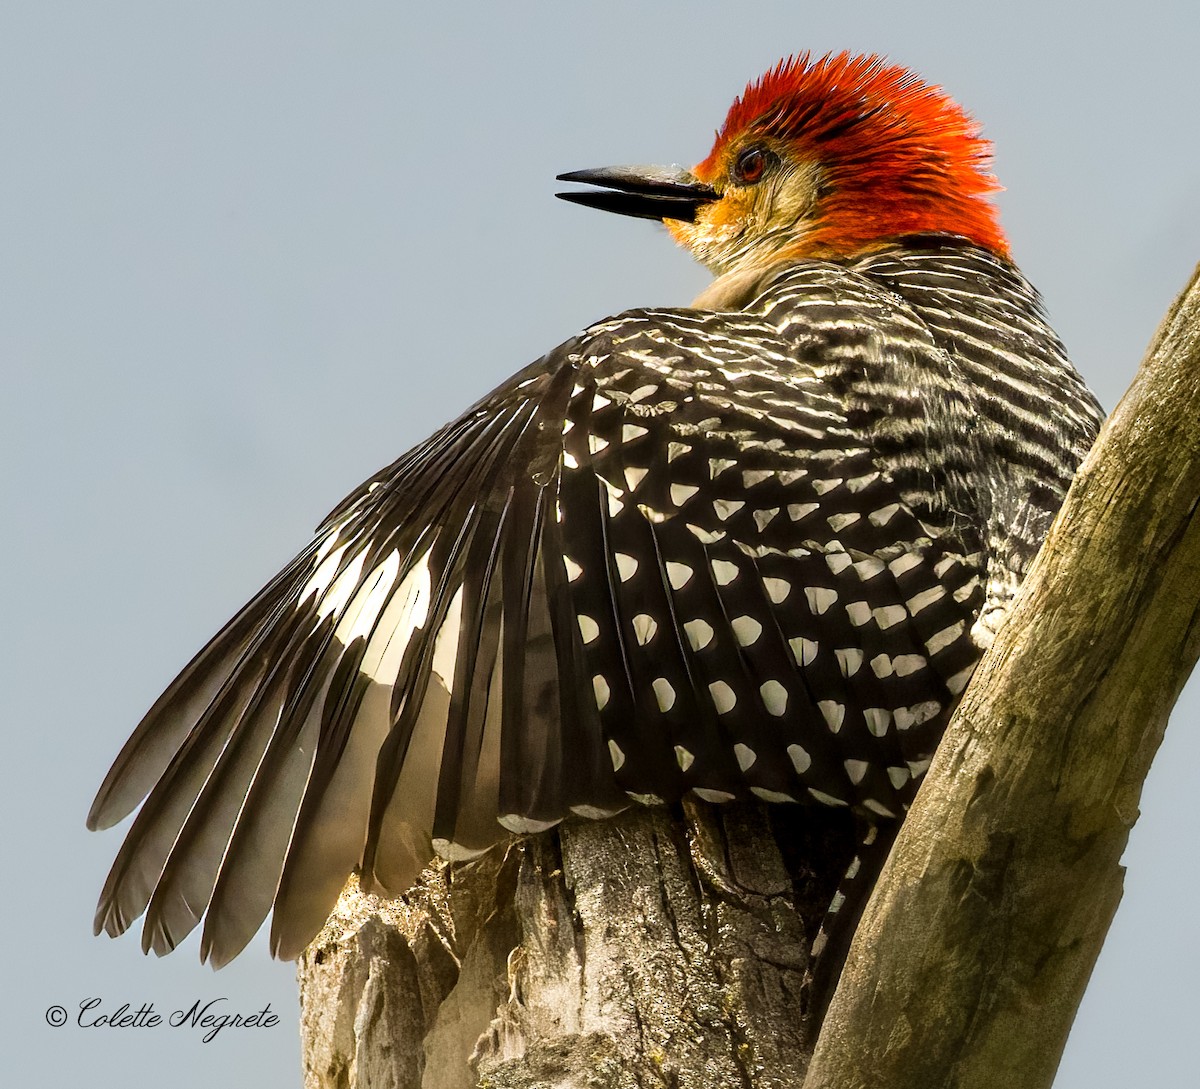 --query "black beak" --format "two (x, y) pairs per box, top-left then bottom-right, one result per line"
(556, 165), (718, 223)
